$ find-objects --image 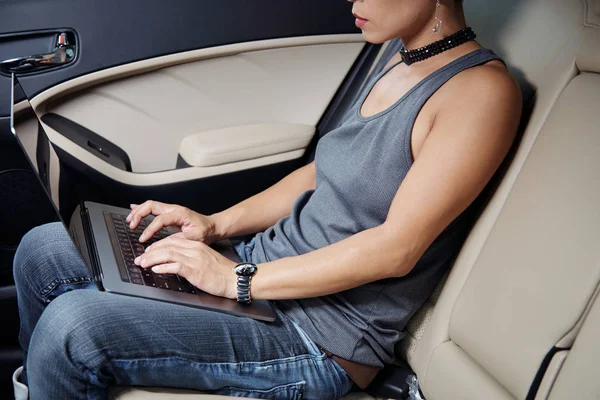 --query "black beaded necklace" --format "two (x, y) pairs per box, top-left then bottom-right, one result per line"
(399, 27), (477, 65)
